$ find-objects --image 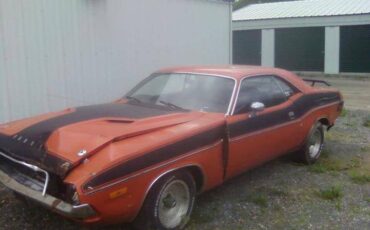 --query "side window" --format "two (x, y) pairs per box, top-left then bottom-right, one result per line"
(235, 76), (288, 114)
(272, 76), (297, 98)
